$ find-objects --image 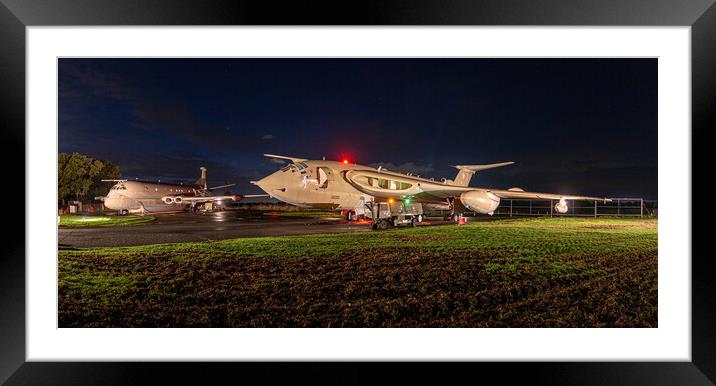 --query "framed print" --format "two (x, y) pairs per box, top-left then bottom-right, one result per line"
(2, 0), (714, 384)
